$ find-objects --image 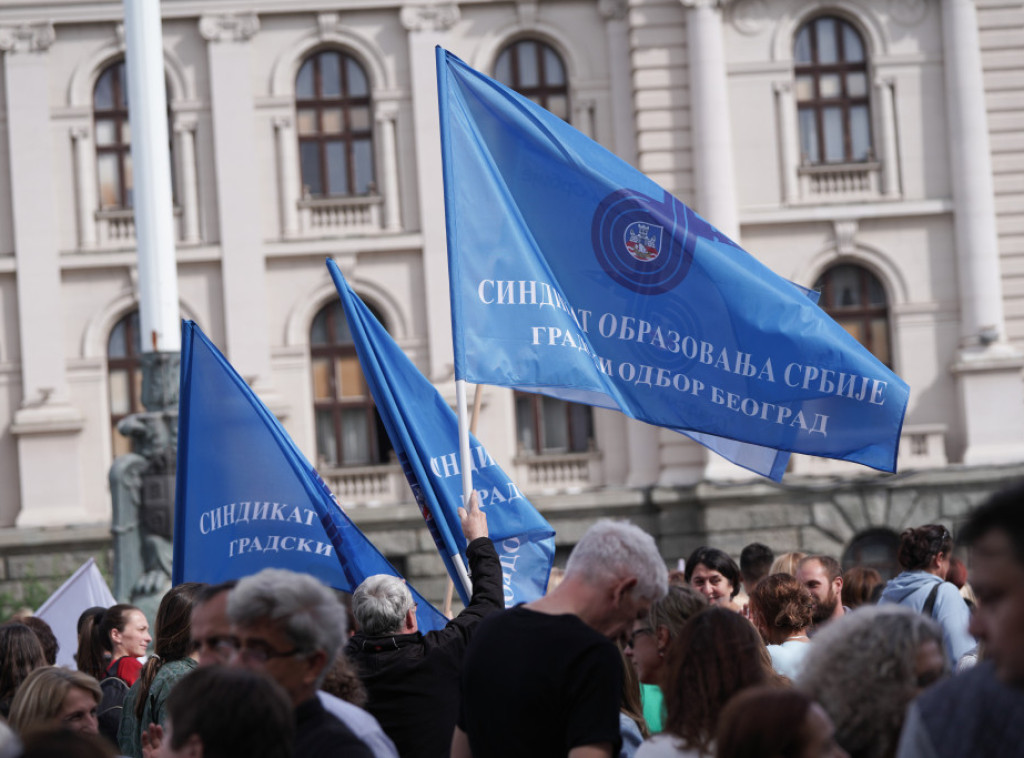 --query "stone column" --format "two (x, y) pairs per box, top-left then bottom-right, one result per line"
(273, 115), (300, 238)
(599, 0), (636, 165)
(773, 81), (799, 204)
(70, 126), (98, 249)
(874, 76), (900, 198)
(200, 13), (284, 413)
(941, 0), (1024, 464)
(1, 22), (86, 526)
(376, 100), (403, 232)
(402, 1), (460, 380)
(174, 115), (201, 244)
